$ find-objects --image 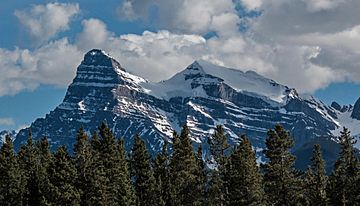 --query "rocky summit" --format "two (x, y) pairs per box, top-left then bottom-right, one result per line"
(13, 49), (360, 169)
